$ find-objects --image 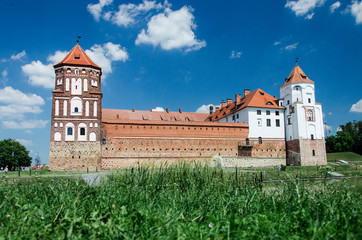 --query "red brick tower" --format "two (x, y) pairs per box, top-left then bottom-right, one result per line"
(49, 44), (103, 171)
